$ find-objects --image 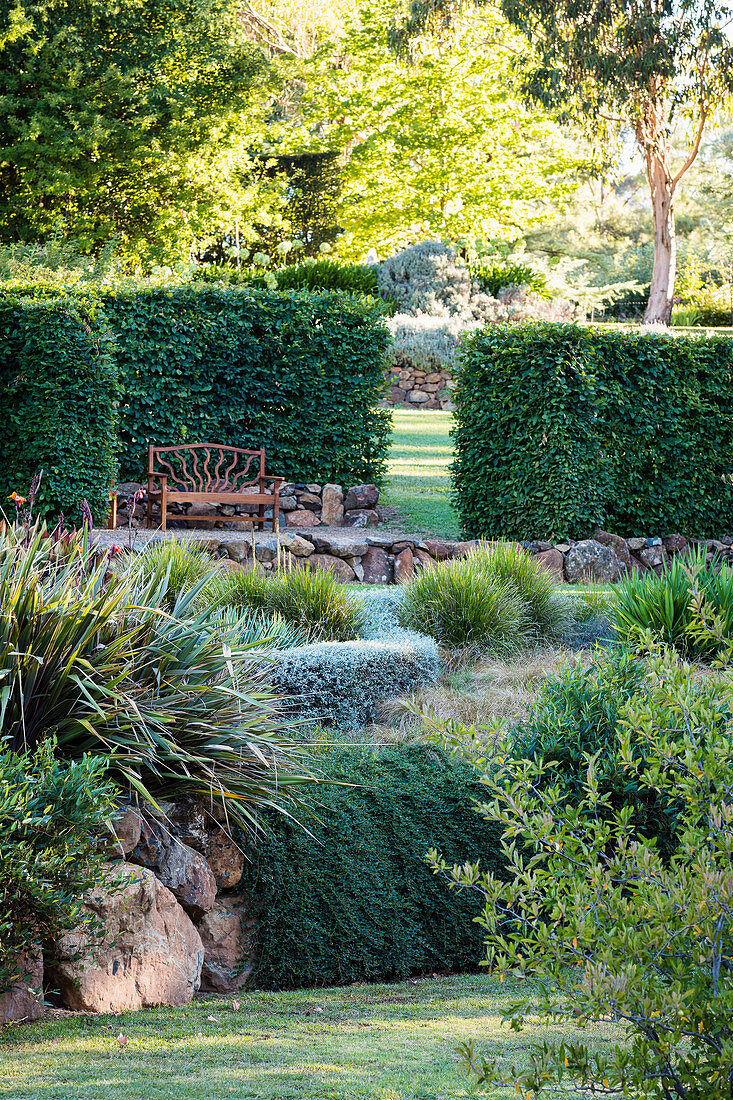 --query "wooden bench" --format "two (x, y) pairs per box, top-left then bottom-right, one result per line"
(145, 443), (282, 532)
